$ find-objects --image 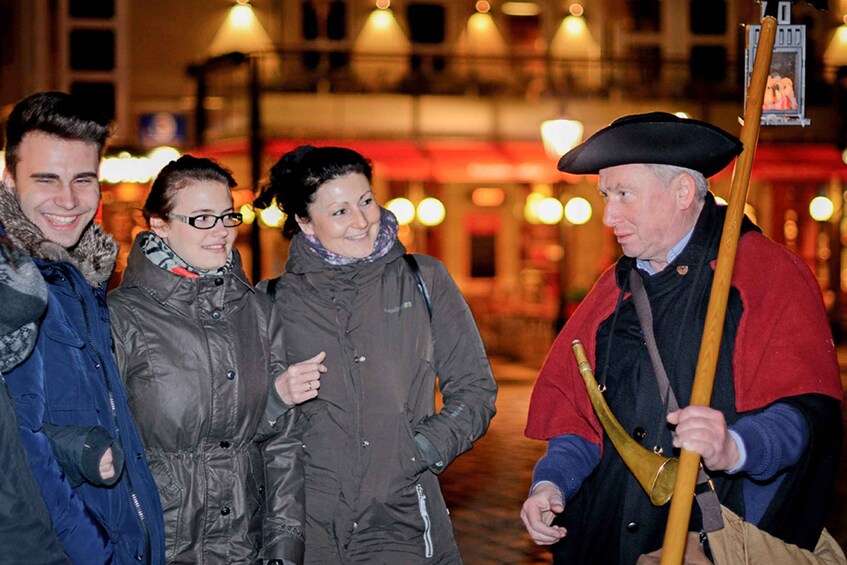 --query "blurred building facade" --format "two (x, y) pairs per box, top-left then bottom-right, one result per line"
(3, 0), (847, 361)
